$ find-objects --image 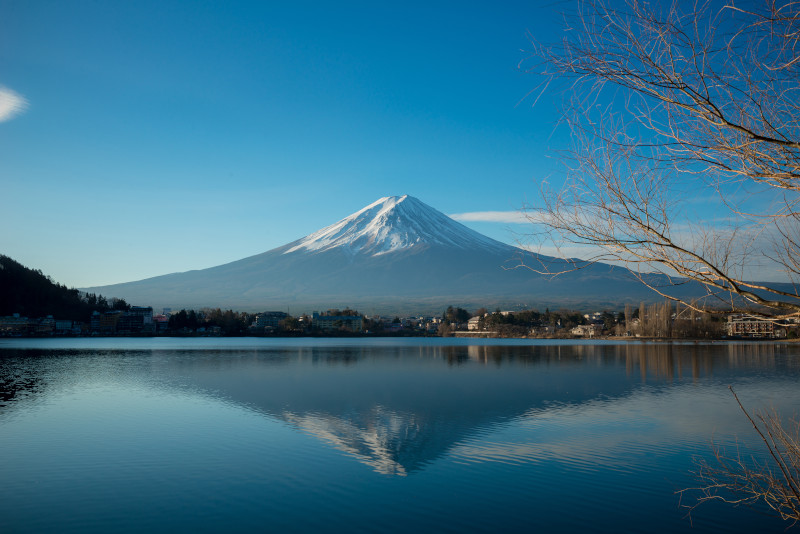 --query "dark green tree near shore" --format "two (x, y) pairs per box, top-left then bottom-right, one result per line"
(168, 310), (201, 331)
(279, 316), (301, 331)
(0, 255), (120, 321)
(442, 306), (470, 324)
(168, 308), (252, 335)
(525, 0), (800, 320)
